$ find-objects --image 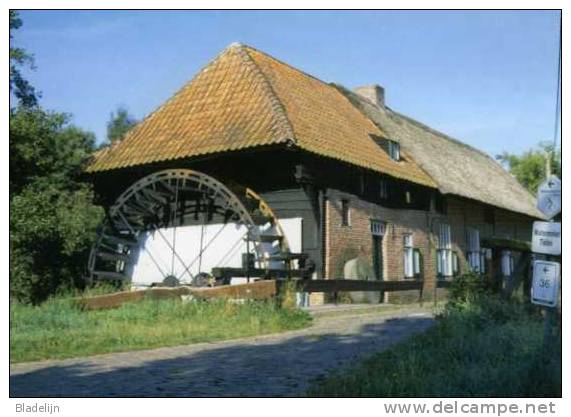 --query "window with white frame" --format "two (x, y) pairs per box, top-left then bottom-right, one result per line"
(437, 223), (456, 278)
(370, 220), (385, 236)
(466, 228), (481, 273)
(403, 234), (414, 278)
(403, 234), (422, 279)
(413, 249), (422, 278)
(501, 250), (514, 276)
(388, 140), (400, 161)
